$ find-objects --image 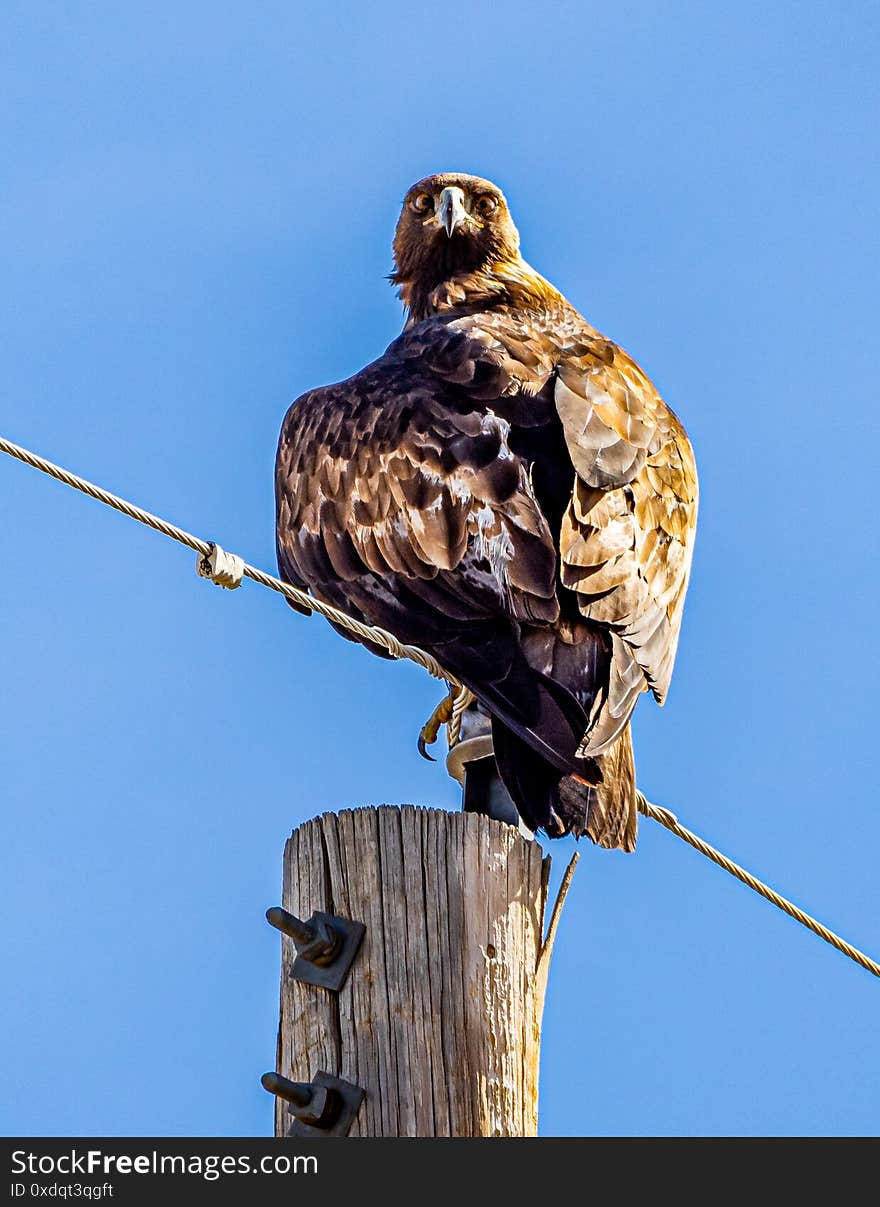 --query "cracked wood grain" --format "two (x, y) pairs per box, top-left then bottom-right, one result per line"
(273, 806), (570, 1137)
